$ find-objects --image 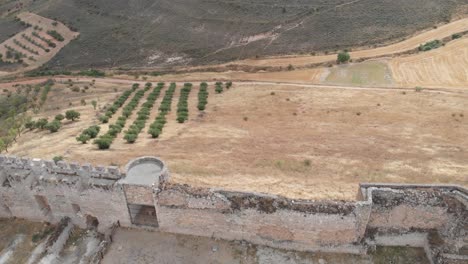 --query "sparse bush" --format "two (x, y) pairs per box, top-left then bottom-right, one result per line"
(82, 125), (100, 138)
(124, 133), (137, 143)
(55, 114), (64, 121)
(46, 30), (64, 41)
(415, 86), (423, 92)
(94, 135), (113, 149)
(65, 110), (80, 121)
(53, 156), (63, 163)
(35, 118), (48, 129)
(418, 40), (442, 51)
(99, 115), (109, 124)
(76, 134), (91, 144)
(215, 82), (223, 94)
(452, 34), (461, 40)
(337, 51), (350, 63)
(25, 120), (36, 130)
(45, 120), (61, 132)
